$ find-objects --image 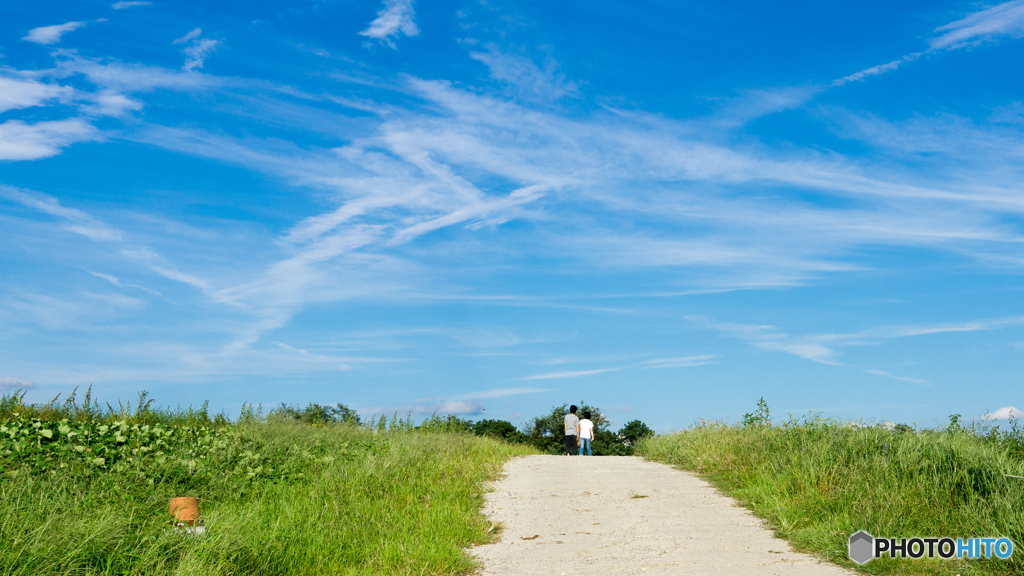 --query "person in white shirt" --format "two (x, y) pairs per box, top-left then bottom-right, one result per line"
(577, 411), (594, 456)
